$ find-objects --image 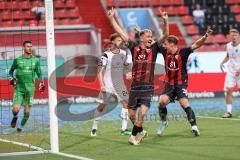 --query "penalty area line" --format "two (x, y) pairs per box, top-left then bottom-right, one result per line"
(197, 116), (240, 121)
